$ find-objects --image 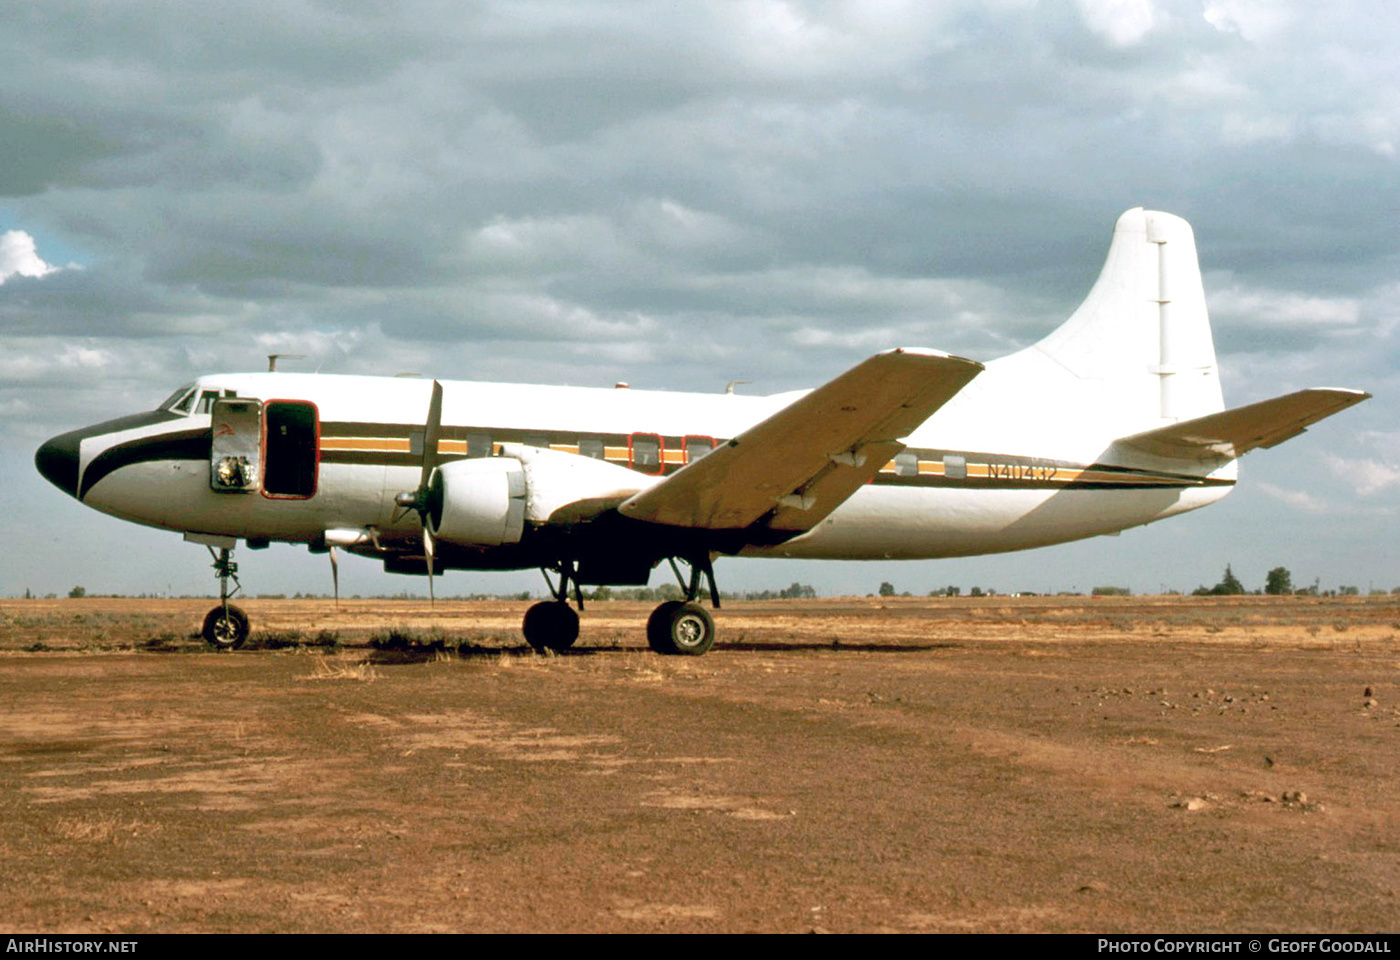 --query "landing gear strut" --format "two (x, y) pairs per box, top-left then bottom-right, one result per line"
(523, 560), (581, 653)
(647, 555), (720, 656)
(202, 546), (250, 650)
